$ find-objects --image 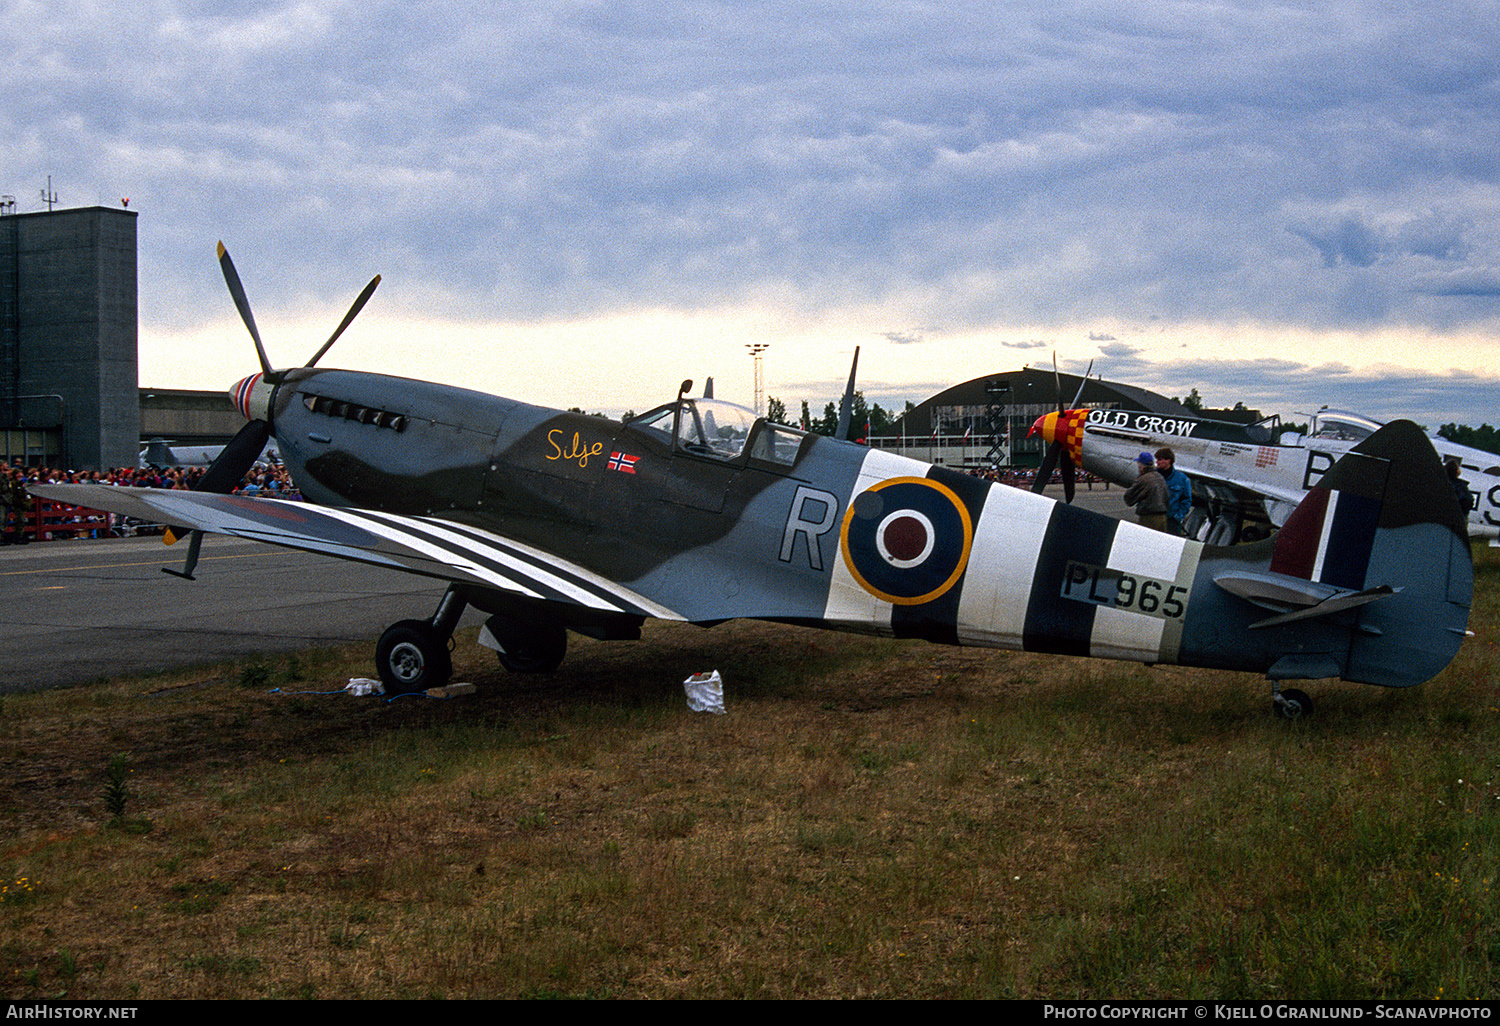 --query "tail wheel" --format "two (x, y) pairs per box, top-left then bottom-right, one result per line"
(376, 619), (453, 694)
